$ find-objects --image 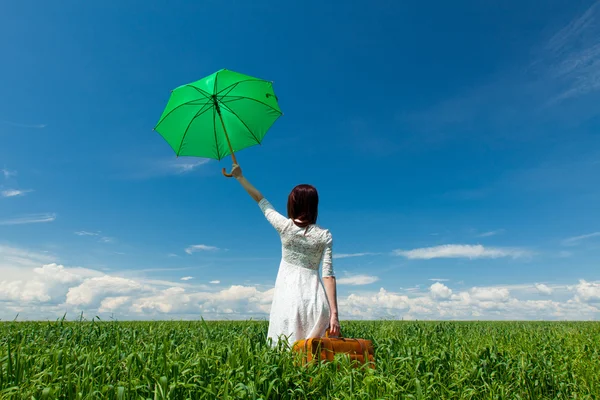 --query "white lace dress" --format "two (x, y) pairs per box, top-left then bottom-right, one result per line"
(258, 198), (335, 347)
